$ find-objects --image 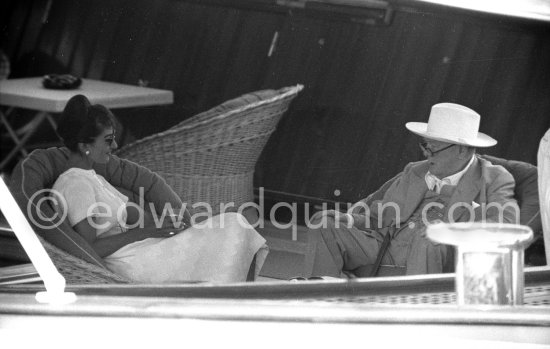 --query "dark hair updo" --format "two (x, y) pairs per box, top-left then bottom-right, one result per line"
(56, 94), (115, 152)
